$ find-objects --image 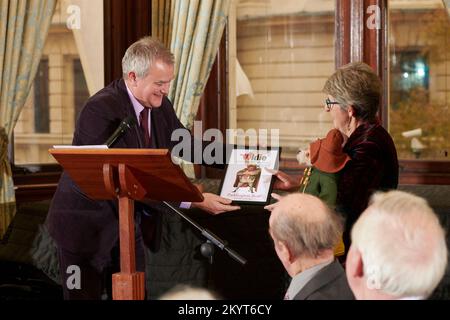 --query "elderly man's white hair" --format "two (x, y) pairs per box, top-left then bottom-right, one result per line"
(351, 190), (448, 298)
(159, 285), (219, 300)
